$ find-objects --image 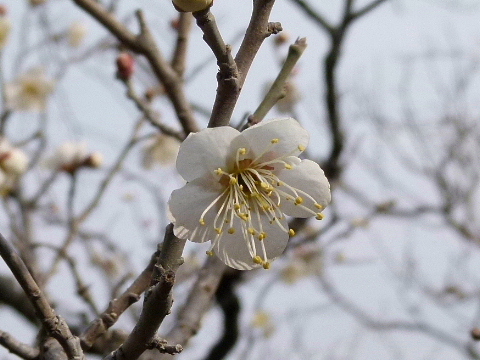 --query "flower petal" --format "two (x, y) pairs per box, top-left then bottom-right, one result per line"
(213, 214), (289, 270)
(230, 118), (309, 161)
(176, 126), (240, 182)
(276, 159), (331, 218)
(169, 177), (223, 242)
